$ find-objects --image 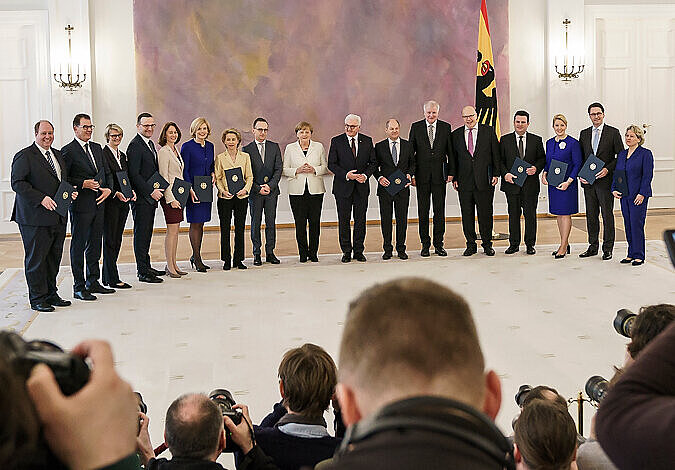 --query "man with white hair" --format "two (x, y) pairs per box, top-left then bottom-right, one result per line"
(408, 101), (454, 257)
(328, 114), (376, 263)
